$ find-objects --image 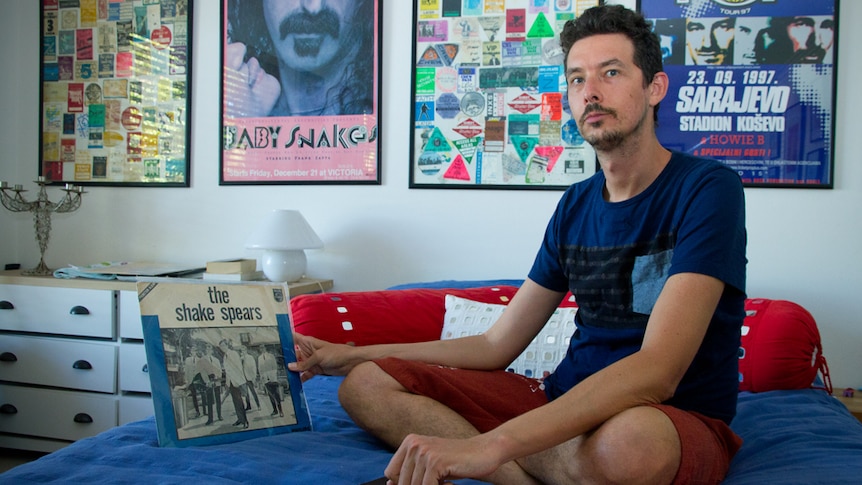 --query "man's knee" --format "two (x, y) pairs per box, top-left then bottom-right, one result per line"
(580, 406), (680, 484)
(519, 406), (680, 484)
